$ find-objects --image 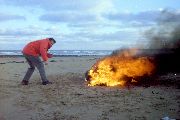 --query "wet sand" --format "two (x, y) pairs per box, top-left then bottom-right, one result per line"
(0, 56), (179, 120)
